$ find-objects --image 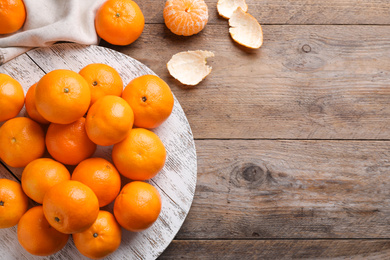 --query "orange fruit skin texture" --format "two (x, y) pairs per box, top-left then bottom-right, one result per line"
(35, 69), (91, 124)
(17, 206), (69, 256)
(122, 75), (174, 129)
(0, 73), (24, 122)
(21, 158), (70, 204)
(79, 63), (123, 106)
(86, 95), (134, 146)
(0, 179), (28, 229)
(43, 180), (100, 234)
(46, 117), (97, 165)
(95, 0), (145, 46)
(0, 0), (26, 34)
(73, 210), (122, 259)
(72, 158), (121, 207)
(25, 83), (50, 124)
(112, 128), (166, 181)
(114, 181), (161, 232)
(163, 0), (208, 36)
(0, 117), (45, 168)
